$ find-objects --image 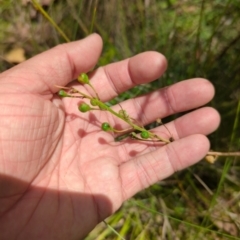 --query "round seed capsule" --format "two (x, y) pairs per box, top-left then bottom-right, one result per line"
(78, 103), (91, 112)
(58, 90), (69, 97)
(77, 73), (89, 84)
(90, 98), (98, 106)
(101, 122), (111, 131)
(205, 155), (217, 164)
(140, 131), (149, 139)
